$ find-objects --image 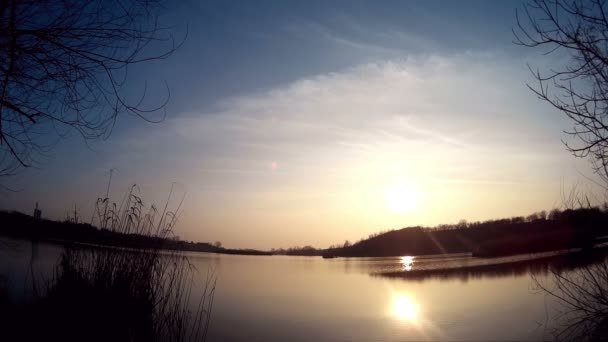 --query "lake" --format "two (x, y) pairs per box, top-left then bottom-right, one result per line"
(0, 236), (596, 341)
